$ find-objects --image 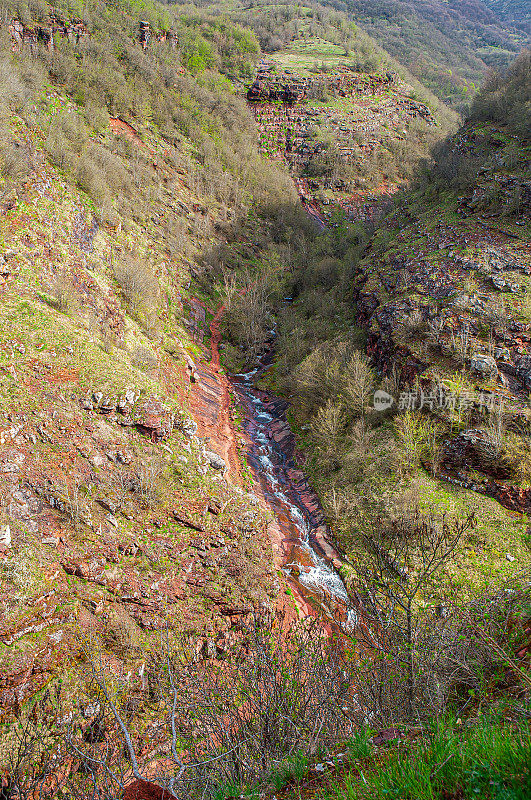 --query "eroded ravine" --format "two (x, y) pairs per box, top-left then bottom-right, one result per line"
(188, 303), (355, 628)
(230, 351), (356, 629)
